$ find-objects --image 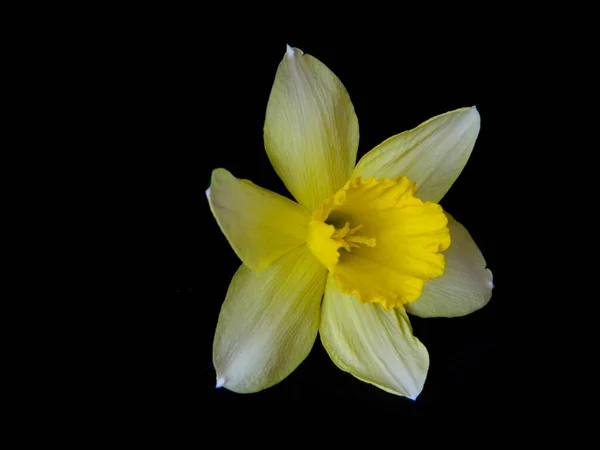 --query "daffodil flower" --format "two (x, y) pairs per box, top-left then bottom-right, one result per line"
(206, 46), (493, 399)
